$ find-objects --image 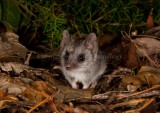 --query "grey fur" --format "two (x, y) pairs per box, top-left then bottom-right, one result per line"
(60, 30), (106, 89)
